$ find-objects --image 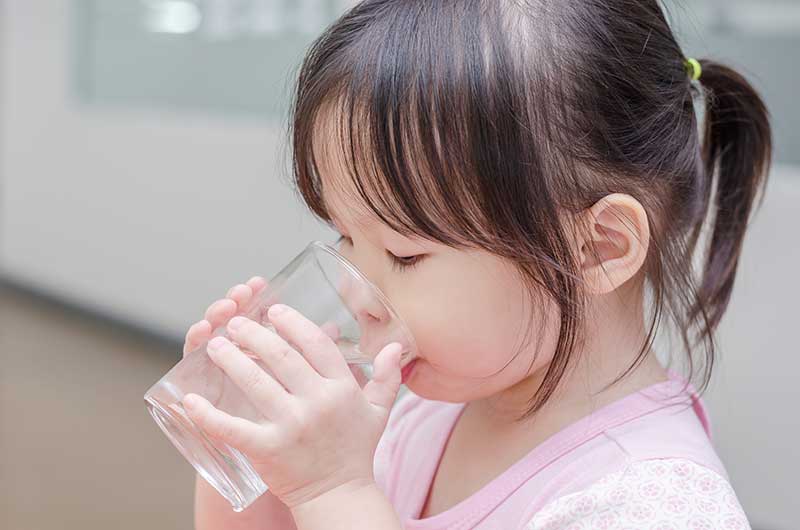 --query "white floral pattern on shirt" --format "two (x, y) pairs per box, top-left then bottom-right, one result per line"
(523, 458), (750, 530)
